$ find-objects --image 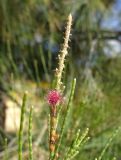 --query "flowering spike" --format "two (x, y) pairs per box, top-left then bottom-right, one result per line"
(55, 13), (72, 91)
